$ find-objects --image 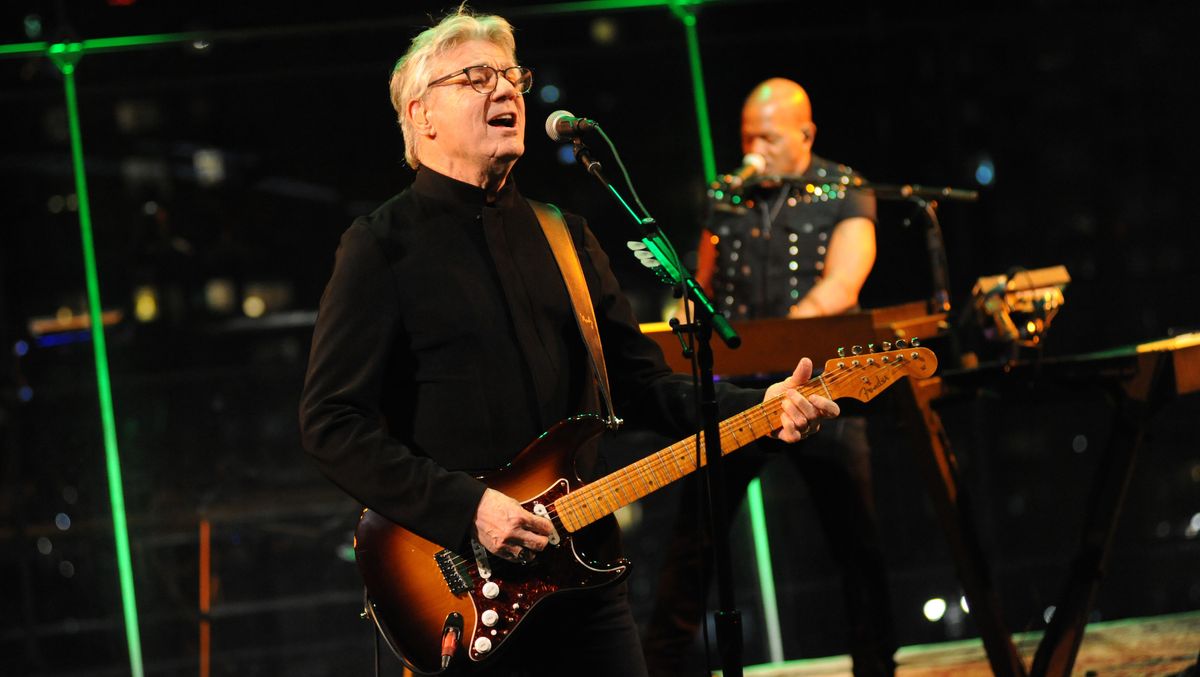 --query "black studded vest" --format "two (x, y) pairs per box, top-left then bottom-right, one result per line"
(707, 155), (875, 320)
